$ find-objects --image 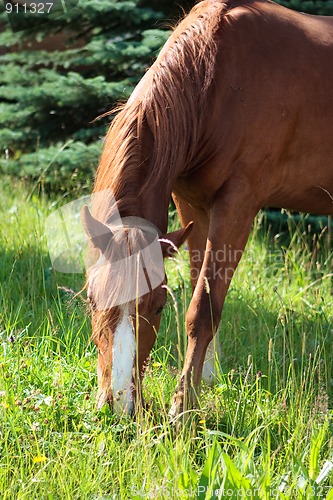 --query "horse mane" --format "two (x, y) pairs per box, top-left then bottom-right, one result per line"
(93, 0), (231, 222)
(88, 224), (162, 338)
